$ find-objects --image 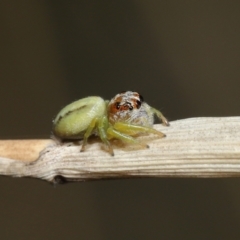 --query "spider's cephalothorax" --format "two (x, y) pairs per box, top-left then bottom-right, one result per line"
(108, 91), (157, 127)
(52, 91), (169, 156)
